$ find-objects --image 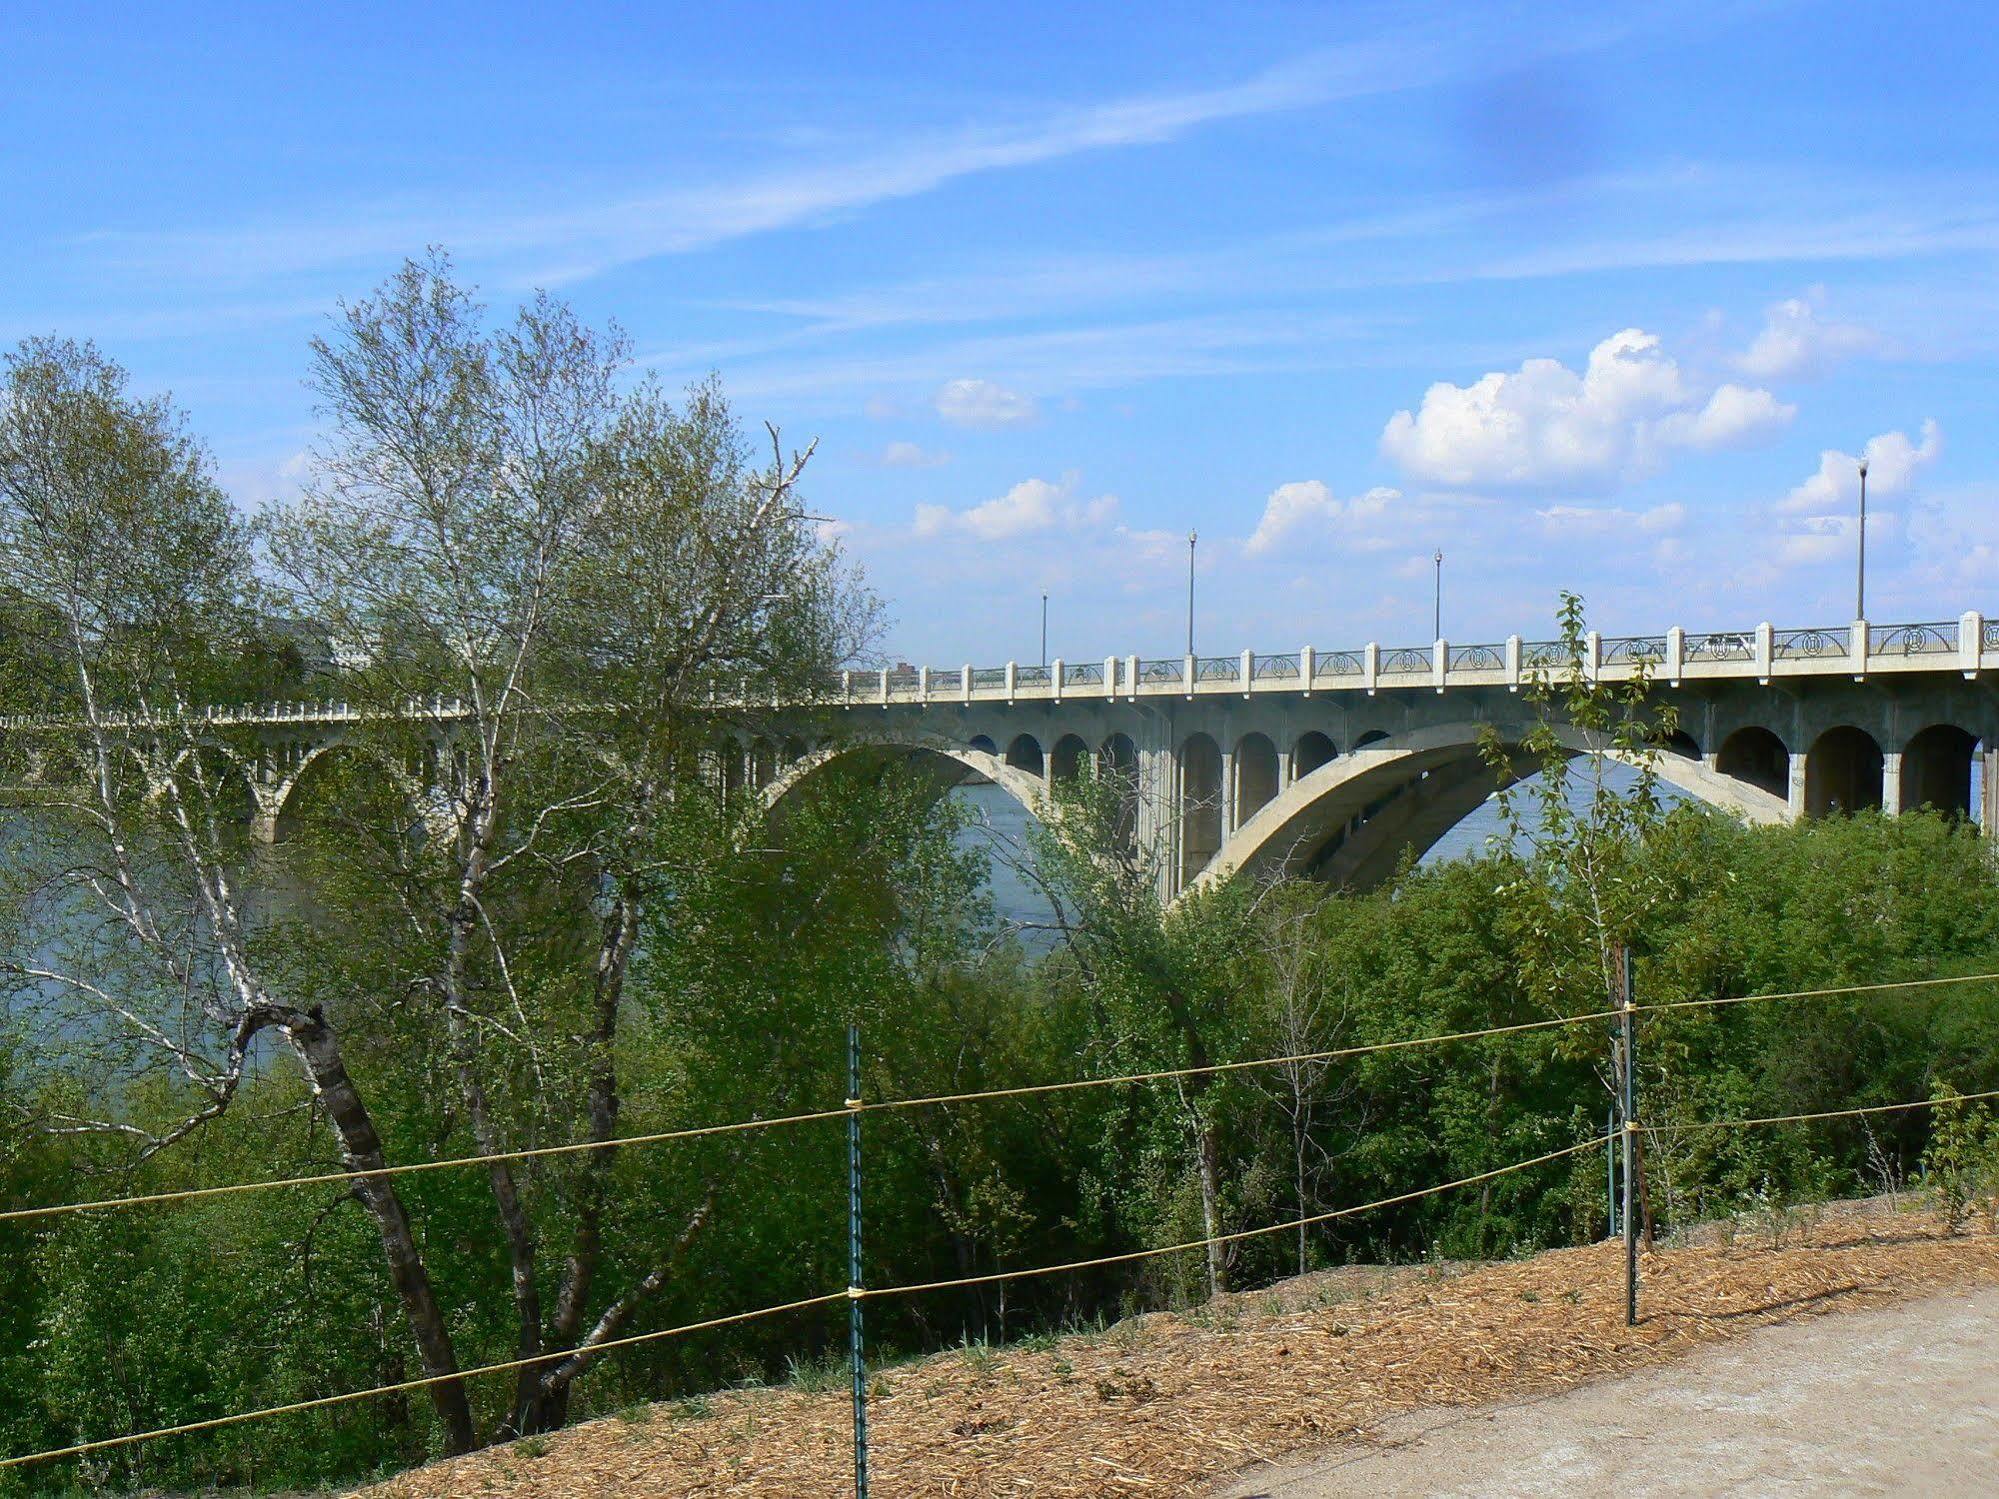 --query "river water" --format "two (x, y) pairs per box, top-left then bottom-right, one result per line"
(947, 763), (1693, 938)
